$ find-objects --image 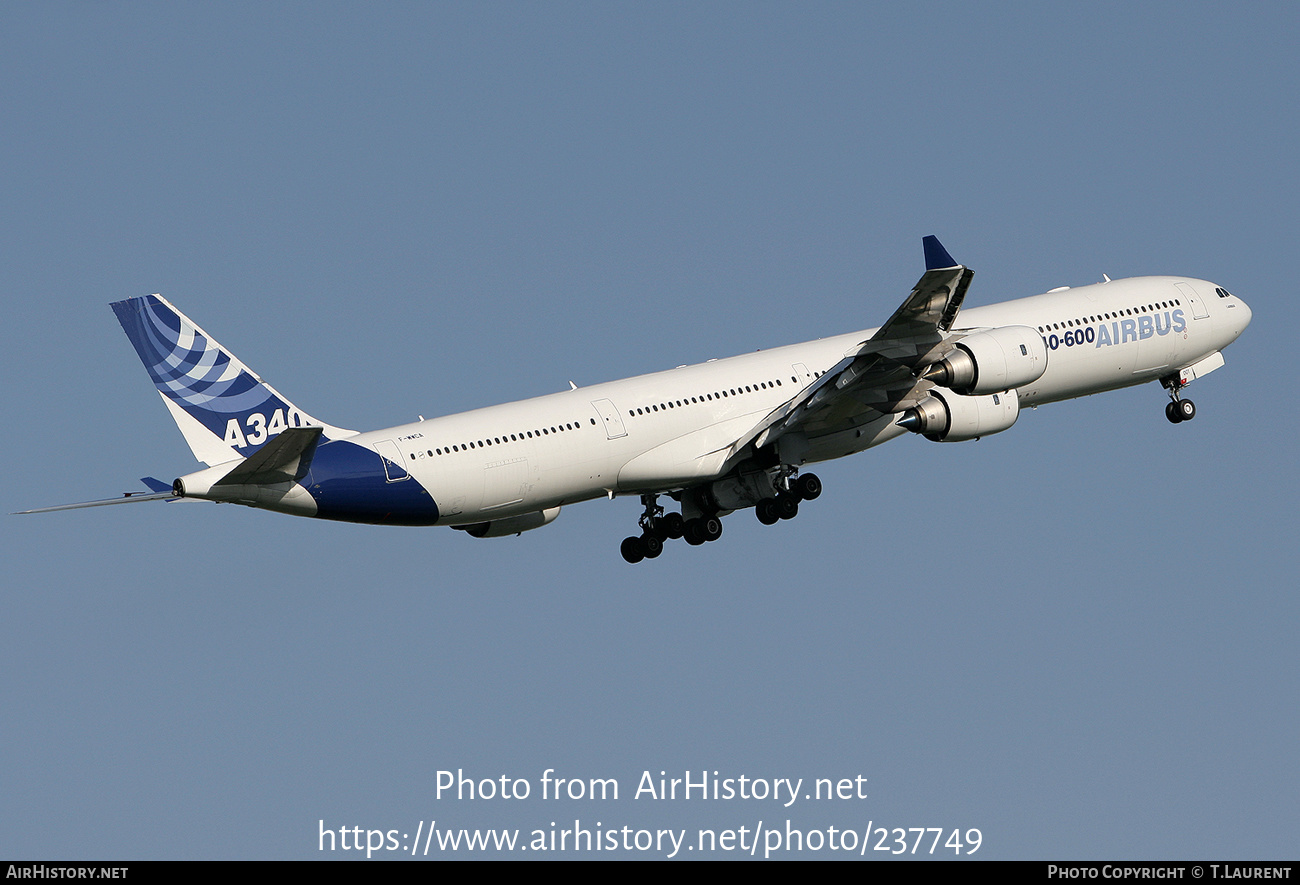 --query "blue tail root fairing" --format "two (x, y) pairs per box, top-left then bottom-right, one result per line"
(304, 441), (440, 525)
